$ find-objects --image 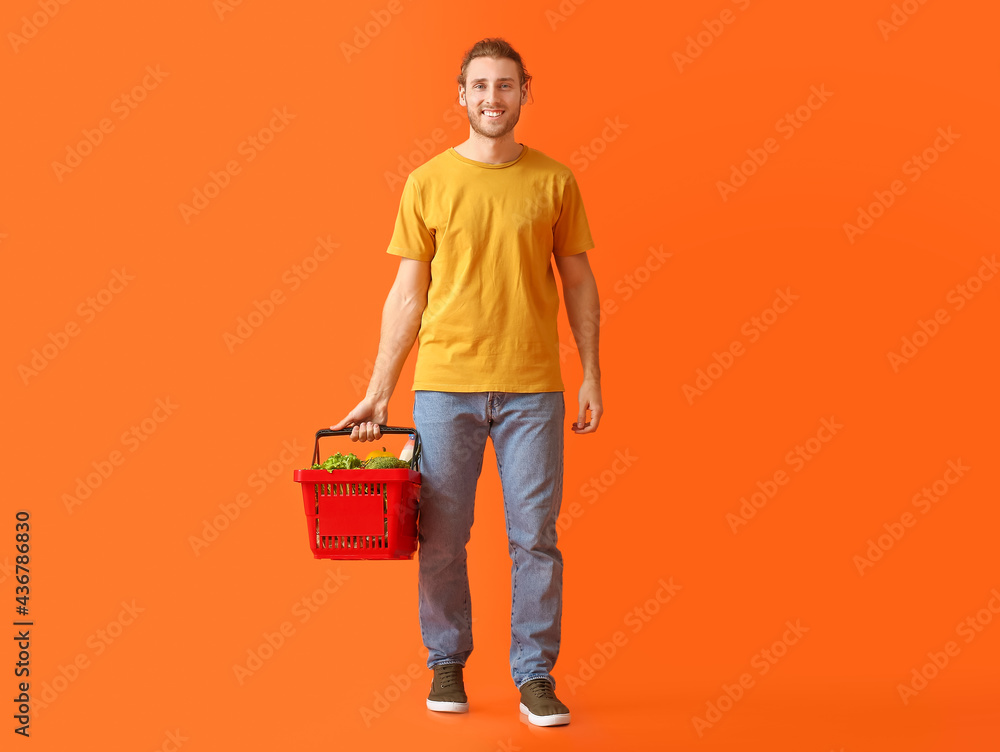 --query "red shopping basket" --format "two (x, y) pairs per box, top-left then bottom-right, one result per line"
(293, 427), (421, 560)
